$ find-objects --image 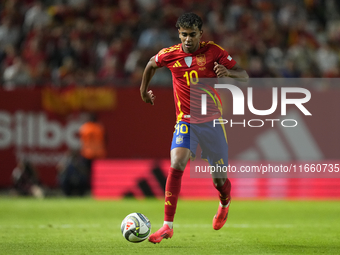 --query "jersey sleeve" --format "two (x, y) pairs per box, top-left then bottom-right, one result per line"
(212, 43), (236, 69)
(154, 48), (167, 68)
